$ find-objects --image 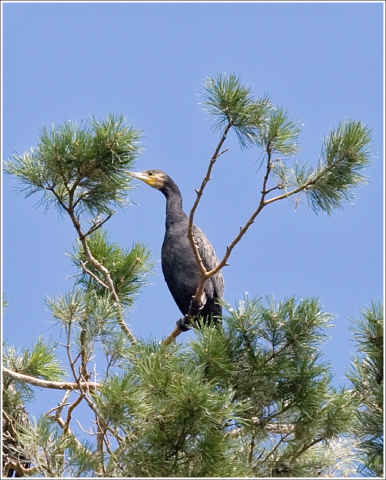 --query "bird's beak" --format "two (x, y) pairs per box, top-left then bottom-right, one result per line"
(128, 171), (148, 182)
(127, 171), (156, 187)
